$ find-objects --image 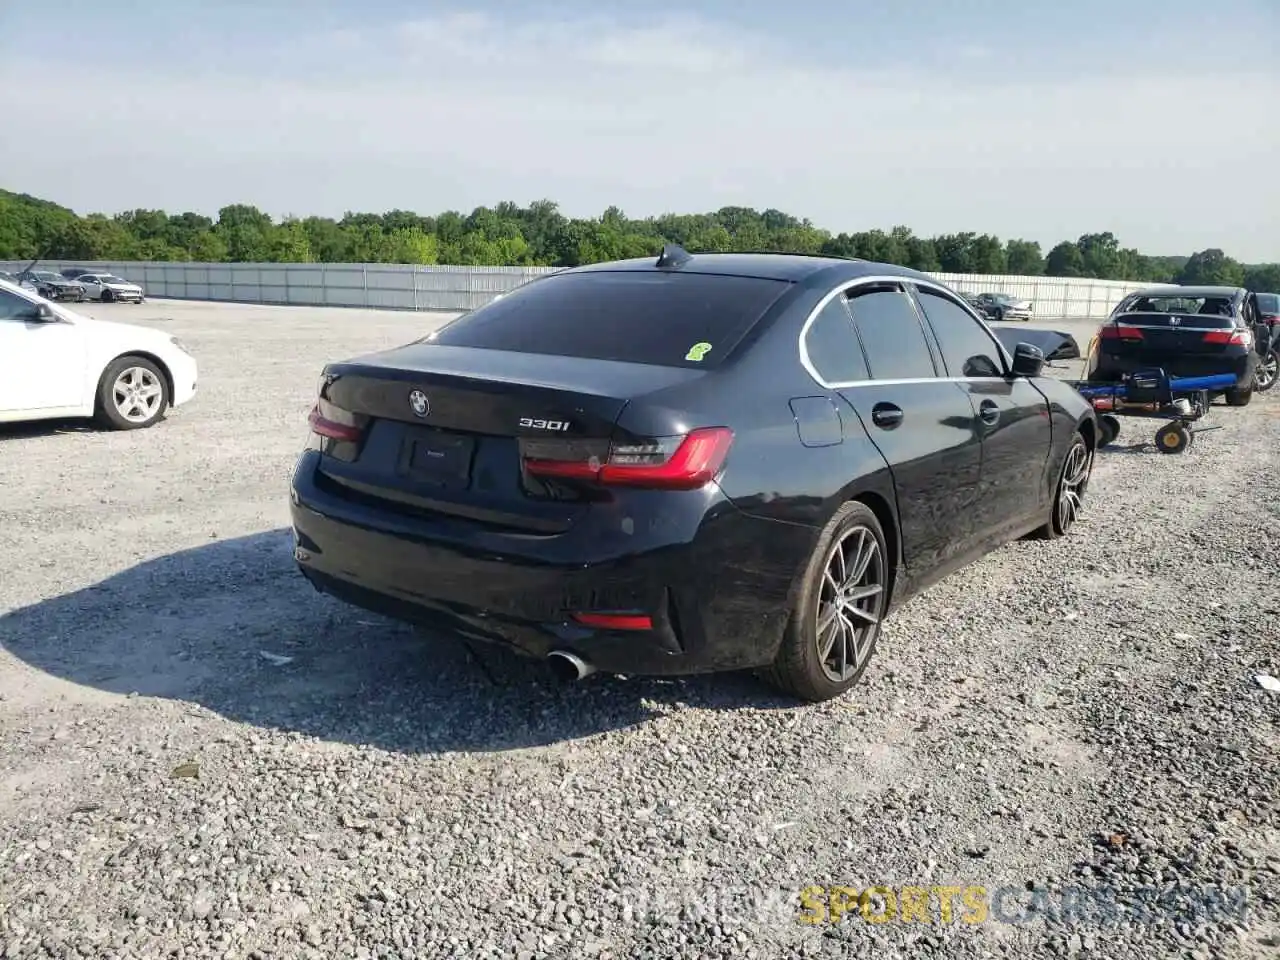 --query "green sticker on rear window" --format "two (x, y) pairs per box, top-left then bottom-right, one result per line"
(685, 341), (713, 362)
